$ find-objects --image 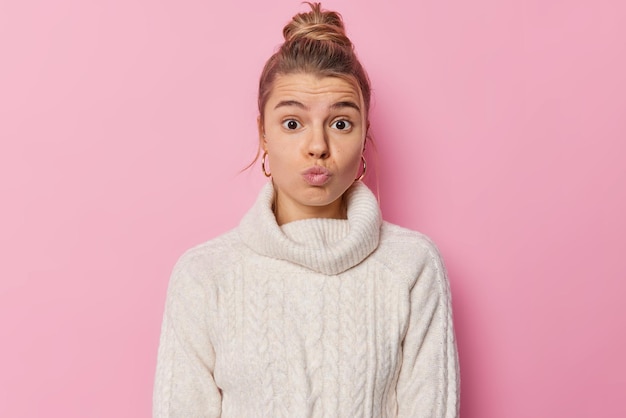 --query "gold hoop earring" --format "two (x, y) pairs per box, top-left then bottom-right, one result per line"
(355, 155), (367, 181)
(261, 151), (271, 177)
